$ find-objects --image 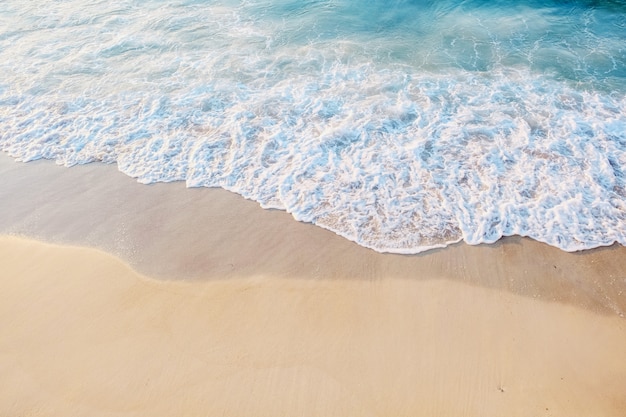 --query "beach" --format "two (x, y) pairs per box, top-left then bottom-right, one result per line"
(1, 153), (626, 416)
(2, 0), (626, 415)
